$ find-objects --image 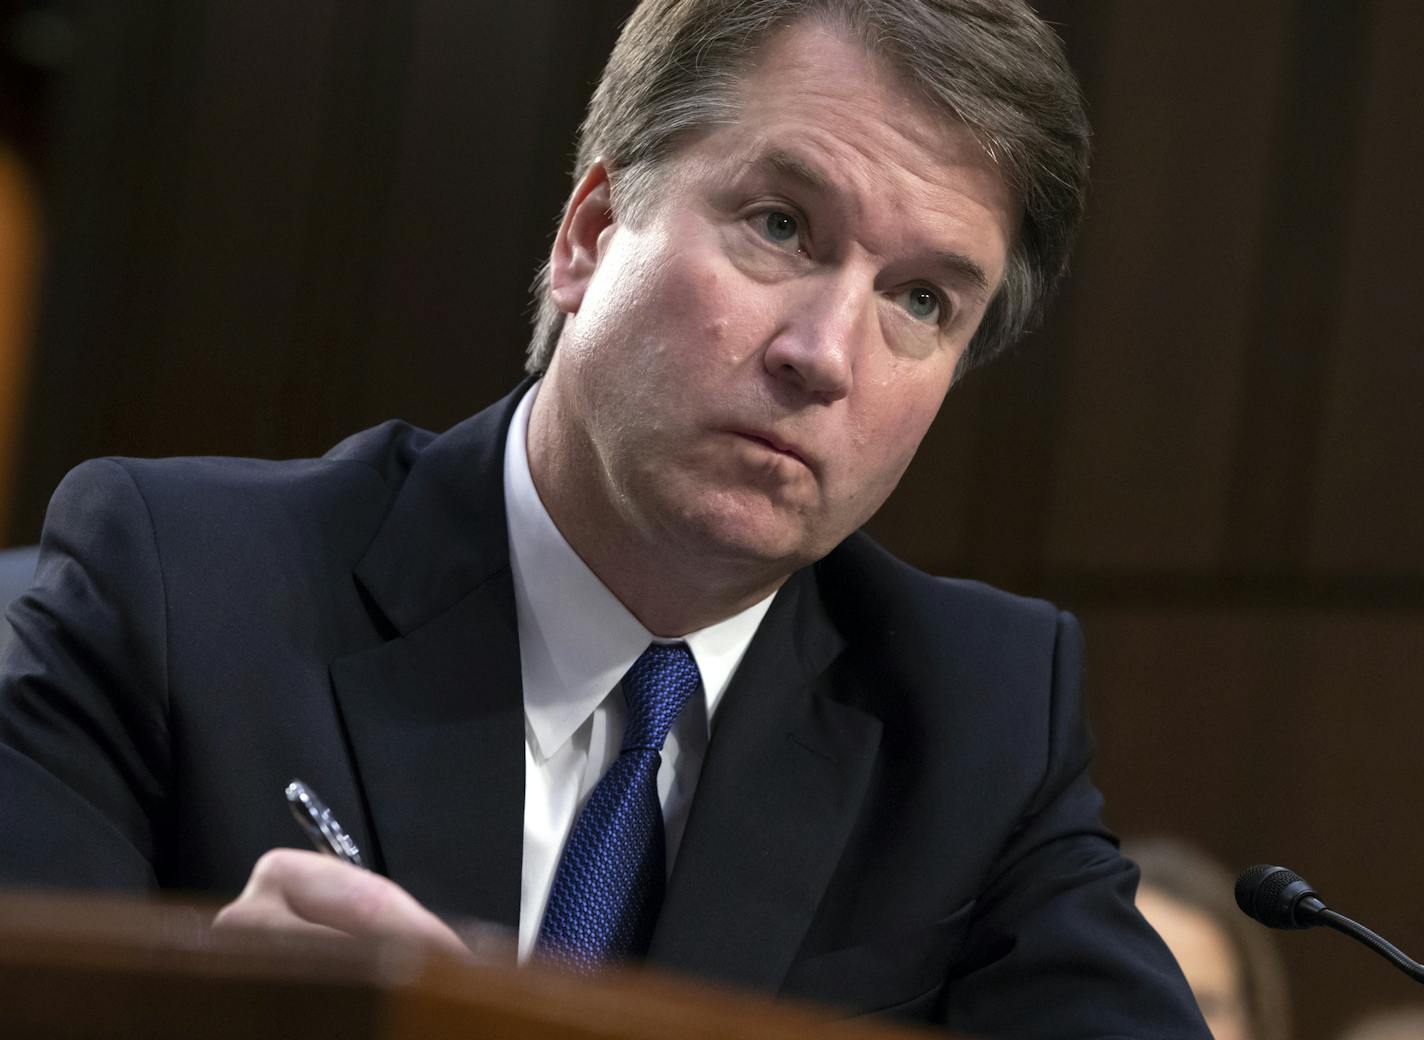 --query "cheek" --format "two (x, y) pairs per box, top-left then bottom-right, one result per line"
(656, 244), (783, 361)
(855, 368), (949, 455)
(871, 415), (932, 489)
(835, 374), (950, 513)
(673, 270), (734, 348)
(567, 251), (646, 362)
